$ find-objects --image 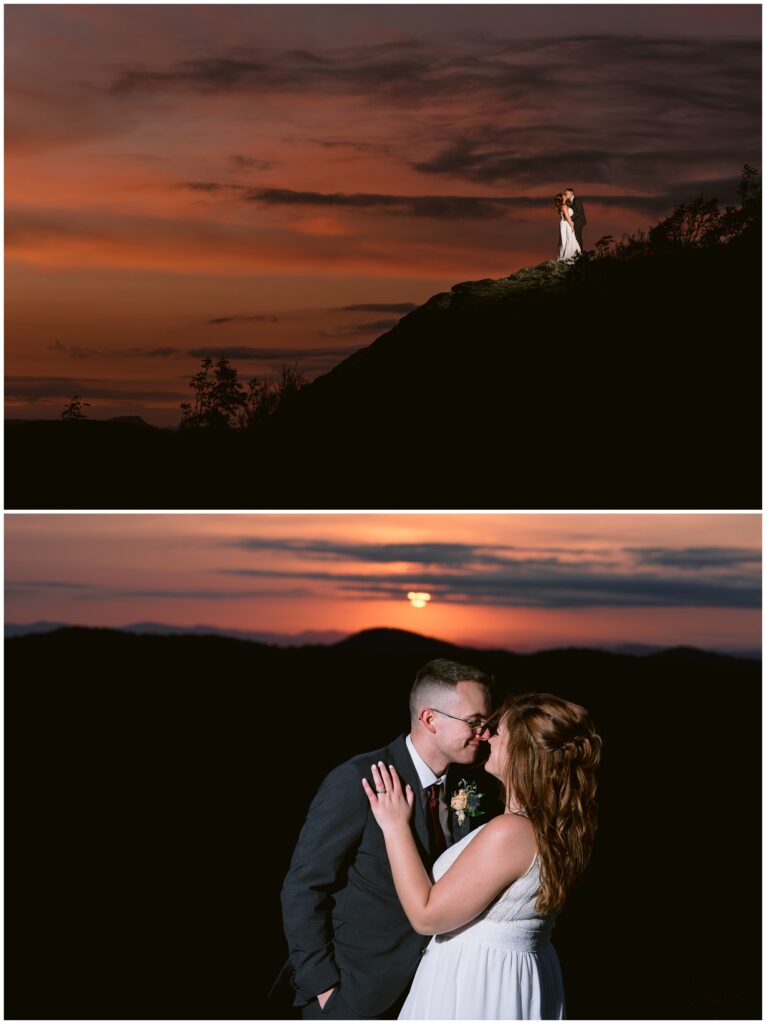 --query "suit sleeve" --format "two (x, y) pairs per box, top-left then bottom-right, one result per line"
(280, 762), (369, 1001)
